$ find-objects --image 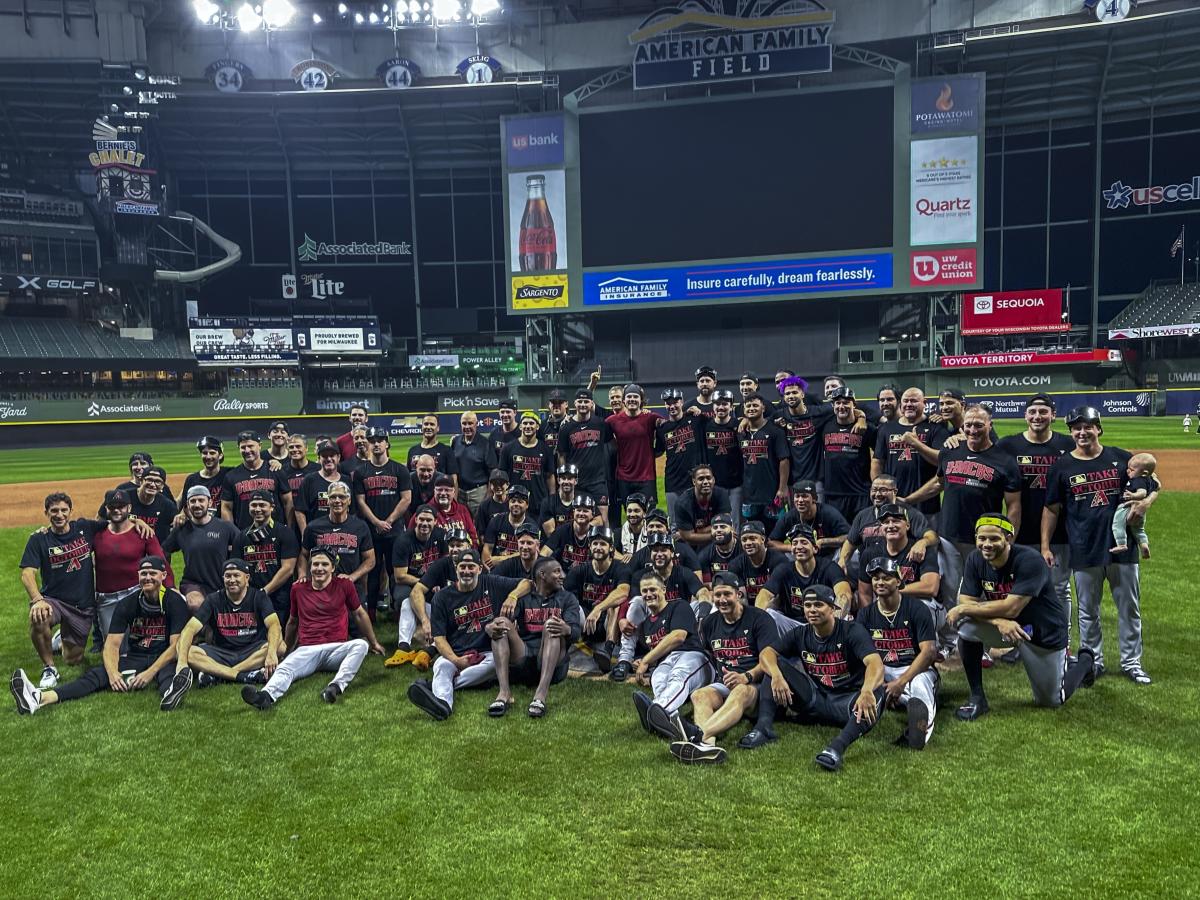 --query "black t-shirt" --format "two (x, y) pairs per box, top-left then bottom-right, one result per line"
(545, 525), (593, 569)
(633, 564), (705, 605)
(20, 519), (100, 609)
(702, 418), (742, 490)
(1045, 447), (1137, 568)
(637, 599), (704, 656)
(855, 594), (935, 668)
(763, 558), (850, 619)
(499, 440), (555, 509)
(874, 420), (949, 515)
(776, 403), (836, 485)
(130, 492), (178, 546)
(937, 443), (1022, 545)
(673, 488), (732, 534)
(996, 432), (1076, 546)
(858, 538), (940, 591)
(1128, 475), (1158, 497)
(430, 574), (523, 655)
(739, 422), (789, 504)
(484, 515), (541, 556)
(564, 559), (632, 614)
(539, 494), (573, 530)
(515, 588), (581, 646)
(846, 502), (931, 559)
(221, 463), (292, 529)
(235, 521), (299, 592)
(339, 457), (368, 481)
(352, 459), (414, 523)
(700, 604), (778, 674)
(776, 618), (878, 693)
(630, 540), (701, 577)
(302, 516), (374, 577)
(475, 496), (508, 536)
(162, 517), (240, 590)
(418, 555), (458, 598)
(557, 416), (611, 487)
(109, 588), (188, 658)
(98, 479), (177, 517)
(451, 434), (497, 490)
(491, 555), (539, 579)
(282, 460), (320, 498)
(820, 419), (877, 501)
(960, 544), (1068, 650)
(695, 543), (744, 585)
(407, 442), (457, 477)
(539, 416), (569, 456)
(656, 414), (707, 493)
(297, 471), (344, 522)
(730, 549), (791, 596)
(195, 587), (275, 651)
(769, 504), (850, 558)
(183, 469), (229, 518)
(391, 527), (448, 577)
(488, 425), (521, 460)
